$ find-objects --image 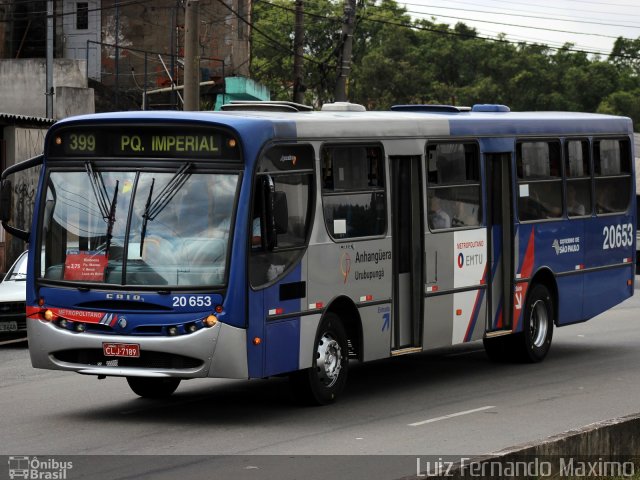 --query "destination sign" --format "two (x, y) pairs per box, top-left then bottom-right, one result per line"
(47, 125), (241, 160)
